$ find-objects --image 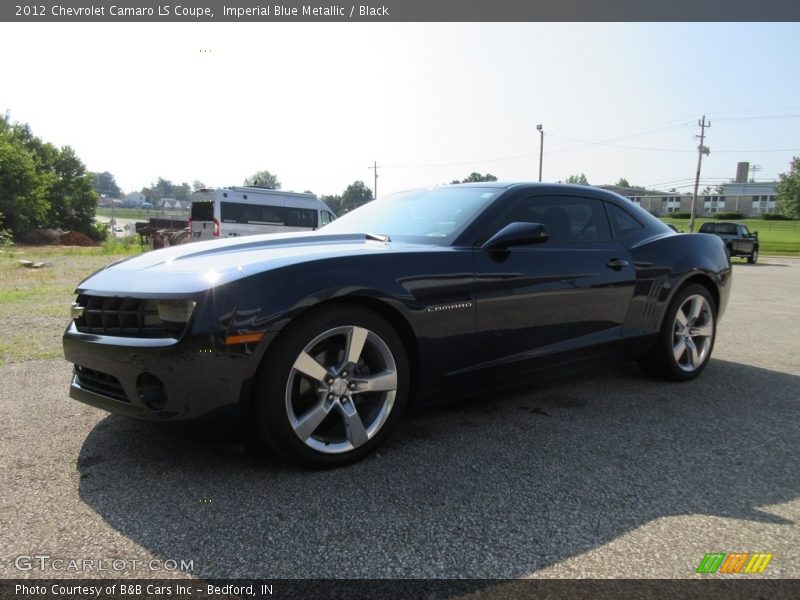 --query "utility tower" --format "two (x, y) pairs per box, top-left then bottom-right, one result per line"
(368, 161), (380, 200)
(689, 116), (711, 233)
